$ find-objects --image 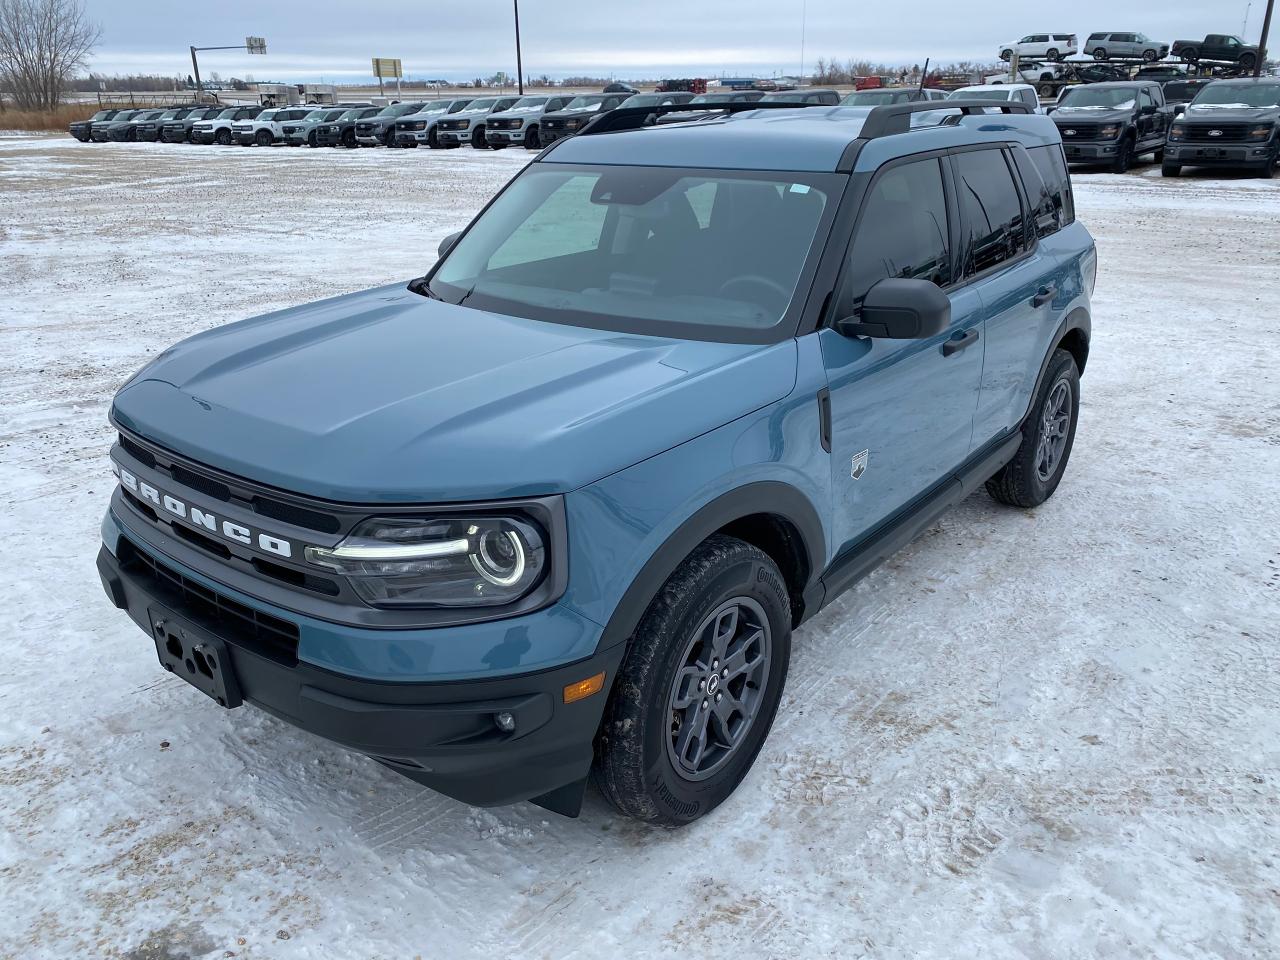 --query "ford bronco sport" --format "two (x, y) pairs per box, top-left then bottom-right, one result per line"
(98, 99), (1094, 826)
